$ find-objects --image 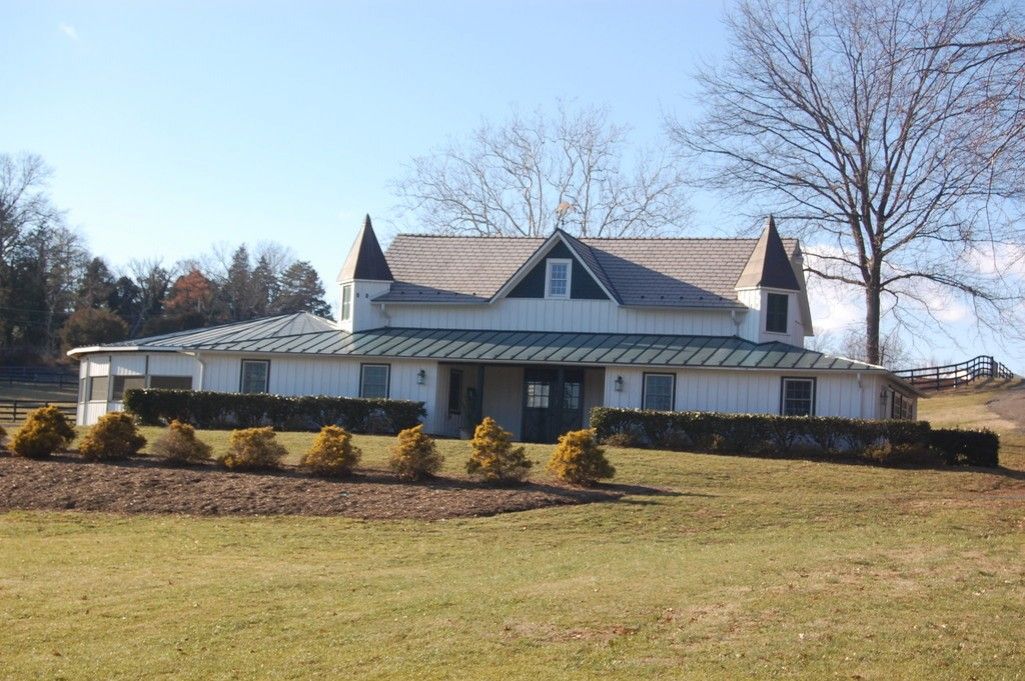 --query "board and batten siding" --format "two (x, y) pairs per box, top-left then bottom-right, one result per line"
(383, 298), (746, 337)
(602, 367), (882, 419)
